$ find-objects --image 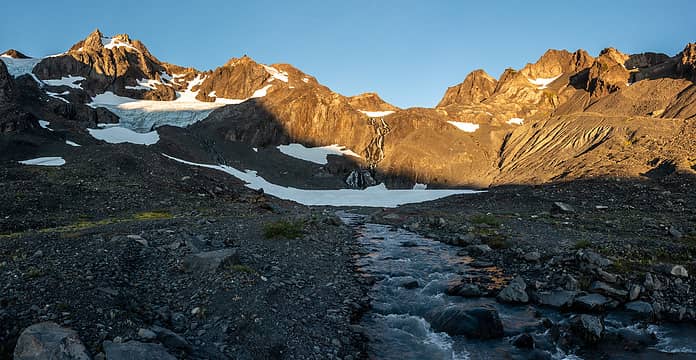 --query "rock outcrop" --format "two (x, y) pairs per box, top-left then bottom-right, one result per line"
(348, 92), (399, 111)
(437, 69), (497, 106)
